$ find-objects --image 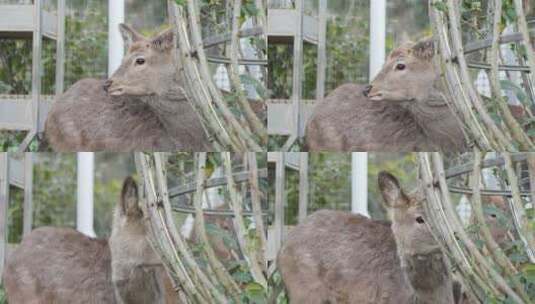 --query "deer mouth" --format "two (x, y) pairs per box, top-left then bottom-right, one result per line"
(108, 87), (125, 96)
(367, 93), (383, 101)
